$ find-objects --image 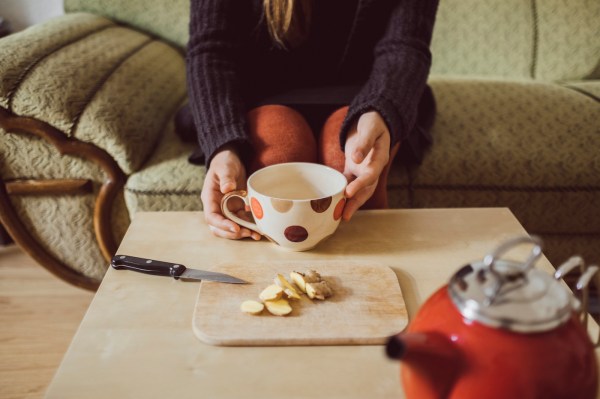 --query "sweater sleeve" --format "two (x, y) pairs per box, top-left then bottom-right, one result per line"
(340, 0), (439, 150)
(186, 0), (251, 166)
